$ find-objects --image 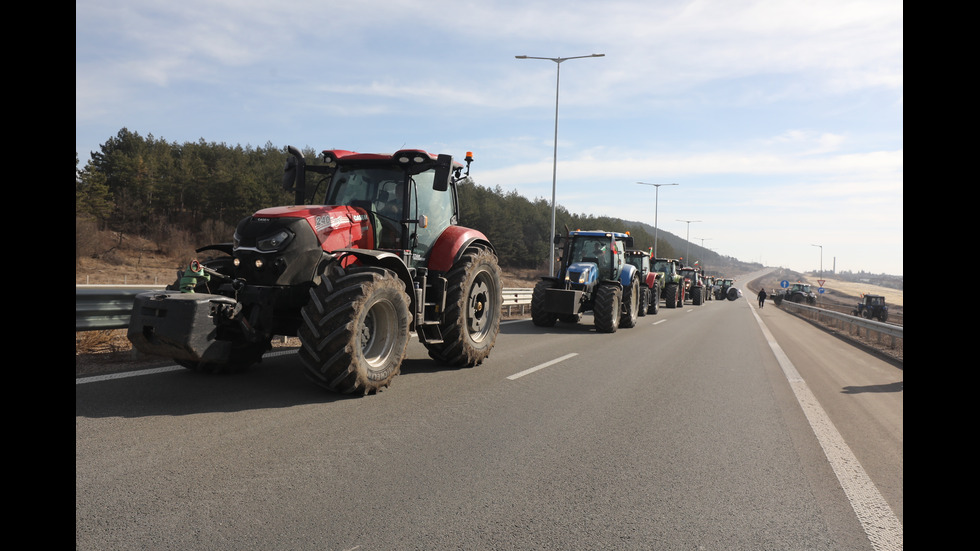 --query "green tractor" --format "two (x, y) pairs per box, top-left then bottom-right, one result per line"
(715, 277), (739, 301)
(651, 257), (685, 308)
(773, 282), (816, 305)
(531, 230), (641, 332)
